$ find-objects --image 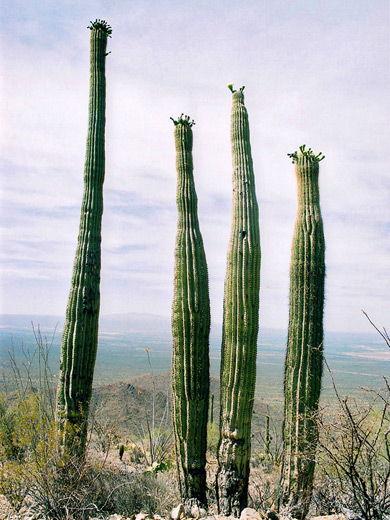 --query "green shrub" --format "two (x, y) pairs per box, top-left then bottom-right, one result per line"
(0, 326), (179, 518)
